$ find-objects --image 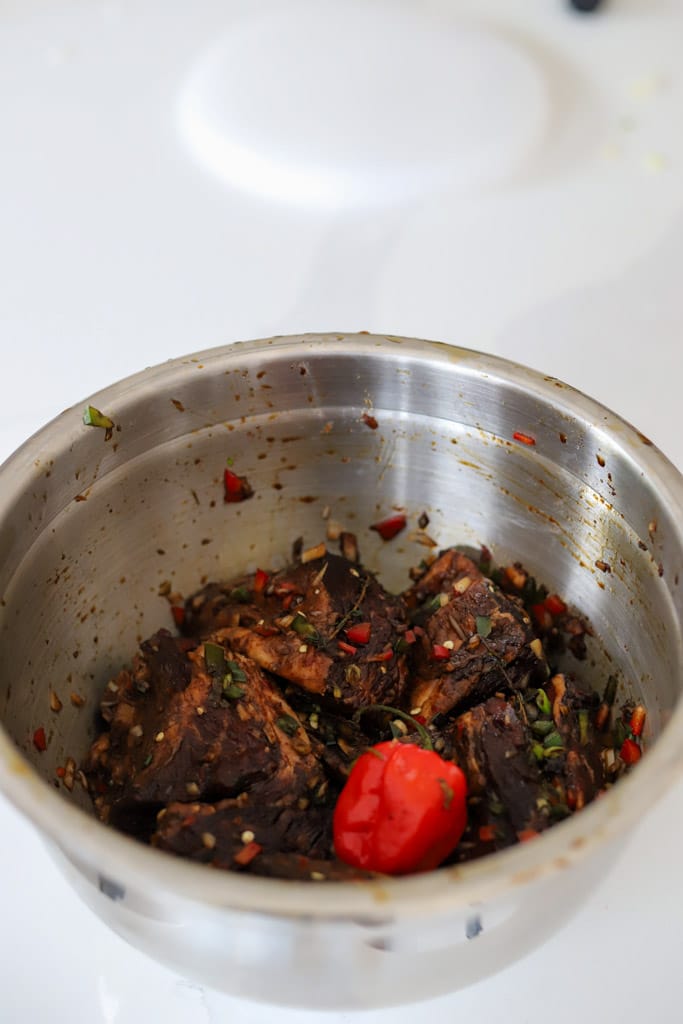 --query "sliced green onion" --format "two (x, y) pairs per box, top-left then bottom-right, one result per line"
(204, 641), (227, 676)
(603, 674), (618, 707)
(578, 709), (590, 745)
(276, 714), (300, 736)
(229, 586), (250, 603)
(535, 689), (552, 716)
(476, 615), (492, 638)
(543, 731), (564, 750)
(531, 742), (546, 762)
(83, 405), (114, 430)
(225, 660), (247, 684)
(291, 613), (318, 639)
(422, 594), (442, 615)
(222, 681), (245, 700)
(531, 720), (554, 738)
